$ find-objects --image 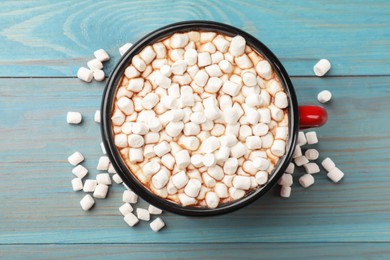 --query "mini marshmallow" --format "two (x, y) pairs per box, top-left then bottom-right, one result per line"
(211, 51), (224, 64)
(274, 92), (288, 109)
(68, 152), (84, 166)
(317, 90), (332, 103)
(294, 155), (309, 166)
(233, 176), (251, 190)
(148, 205), (163, 215)
(142, 161), (161, 177)
(313, 59), (331, 77)
(255, 171), (268, 185)
(271, 140), (286, 157)
(175, 150), (191, 170)
(132, 122), (149, 135)
(285, 163), (295, 174)
(246, 108), (260, 125)
(246, 136), (262, 150)
(123, 189), (138, 204)
(305, 149), (319, 160)
(201, 136), (220, 153)
(219, 60), (234, 74)
(87, 59), (103, 70)
(208, 165), (224, 180)
(67, 112), (82, 124)
(96, 173), (111, 185)
(229, 187), (246, 200)
(205, 192), (219, 208)
(119, 203), (133, 216)
(94, 110), (101, 123)
(117, 97), (134, 115)
(129, 148), (143, 162)
(194, 69), (209, 87)
(72, 165), (88, 178)
(327, 167), (344, 183)
(93, 184), (109, 199)
(171, 33), (189, 48)
(152, 168), (169, 189)
(77, 67), (93, 82)
(111, 110), (125, 125)
(256, 60), (272, 80)
(202, 153), (216, 167)
(171, 60), (187, 75)
(154, 141), (171, 157)
(214, 183), (229, 198)
(292, 145), (302, 158)
(71, 178), (83, 191)
(150, 217), (165, 232)
(229, 35), (246, 56)
(184, 48), (198, 65)
(83, 179), (97, 193)
(80, 194), (95, 211)
(97, 156), (110, 171)
(124, 213), (139, 227)
(178, 193), (197, 206)
(93, 70), (105, 81)
(305, 131), (318, 144)
(278, 174), (293, 187)
(153, 42), (166, 58)
(125, 66), (140, 78)
(215, 146), (230, 163)
(224, 158), (239, 175)
(140, 46), (156, 64)
(242, 161), (258, 175)
(205, 64), (223, 77)
(235, 54), (253, 69)
(112, 174), (123, 184)
(115, 134), (128, 148)
(202, 172), (216, 188)
(303, 163), (320, 174)
(252, 123), (269, 137)
(172, 171), (189, 189)
(280, 186), (291, 198)
(180, 86), (195, 107)
(154, 74), (171, 89)
(230, 142), (247, 158)
(161, 154), (175, 170)
(245, 95), (262, 107)
(136, 208), (150, 221)
(322, 157), (336, 172)
(141, 93), (159, 109)
(297, 131), (307, 146)
(108, 163), (116, 174)
(270, 105), (284, 121)
(198, 52), (212, 67)
(184, 178), (202, 197)
(191, 154), (204, 168)
(119, 43), (133, 56)
(253, 157), (270, 171)
(132, 55), (147, 72)
(127, 134), (144, 148)
(299, 174), (315, 188)
(94, 49), (110, 62)
(179, 136), (200, 151)
(144, 132), (159, 144)
(242, 71), (257, 87)
(223, 81), (241, 97)
(223, 175), (234, 187)
(220, 135), (238, 147)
